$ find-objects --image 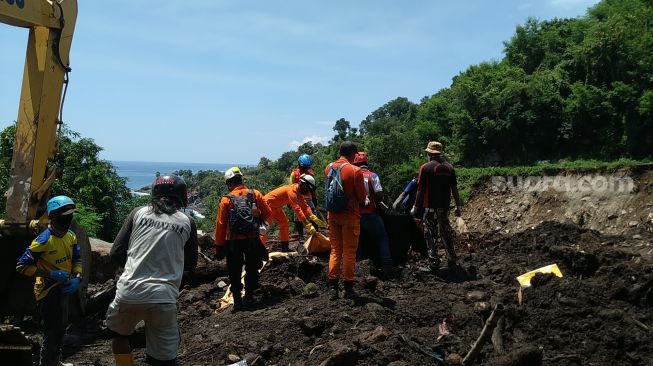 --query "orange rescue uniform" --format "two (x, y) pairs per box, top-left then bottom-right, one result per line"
(324, 157), (366, 281)
(214, 185), (272, 247)
(262, 183), (313, 243)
